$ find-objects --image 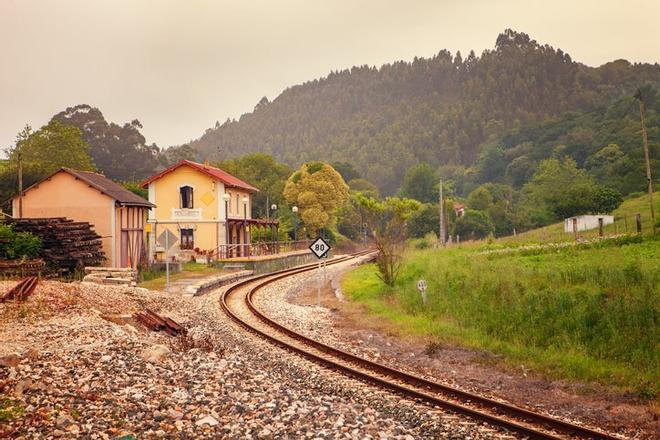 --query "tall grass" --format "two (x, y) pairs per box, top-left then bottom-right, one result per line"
(342, 235), (660, 397)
